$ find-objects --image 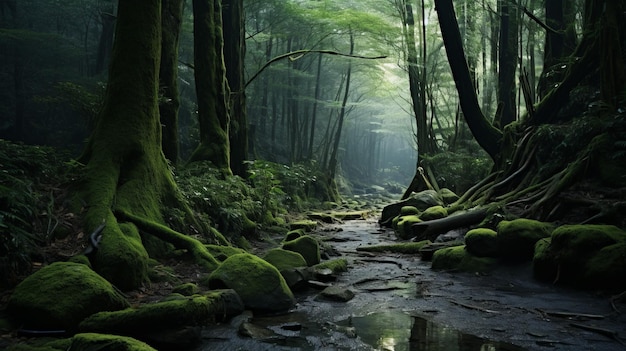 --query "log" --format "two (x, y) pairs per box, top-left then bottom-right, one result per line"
(411, 208), (488, 242)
